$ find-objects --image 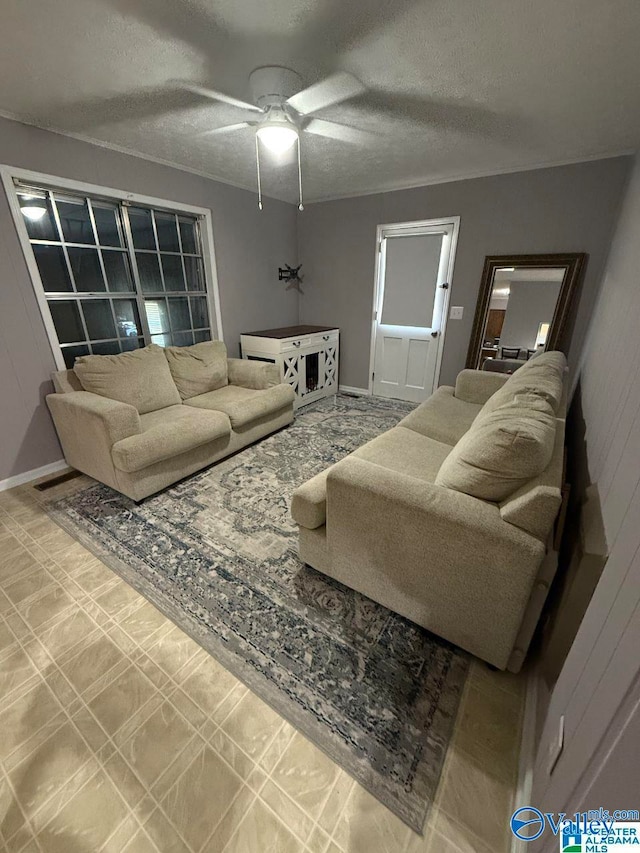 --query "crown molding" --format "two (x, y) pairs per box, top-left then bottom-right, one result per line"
(302, 149), (637, 205)
(0, 110), (292, 204)
(0, 110), (635, 208)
